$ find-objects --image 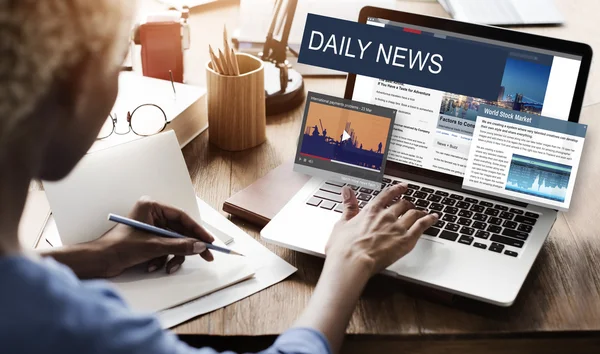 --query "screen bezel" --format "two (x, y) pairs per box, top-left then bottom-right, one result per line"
(343, 6), (593, 194)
